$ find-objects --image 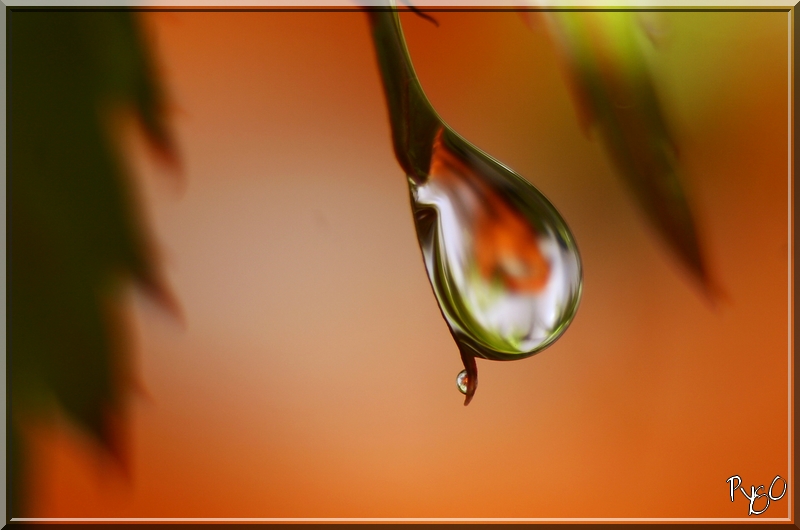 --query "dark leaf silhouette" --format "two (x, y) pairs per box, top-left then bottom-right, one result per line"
(9, 9), (177, 514)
